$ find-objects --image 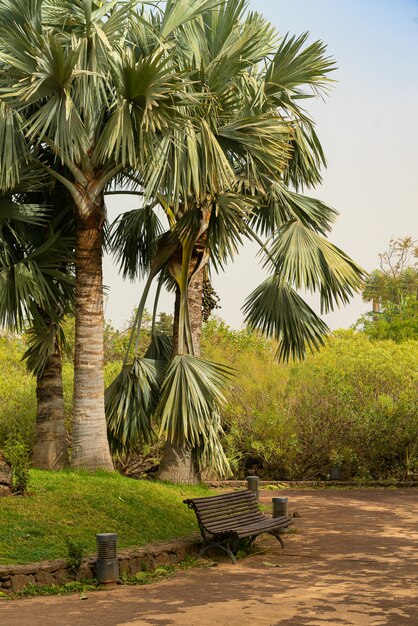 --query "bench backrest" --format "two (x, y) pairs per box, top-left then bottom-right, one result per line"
(184, 490), (262, 534)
